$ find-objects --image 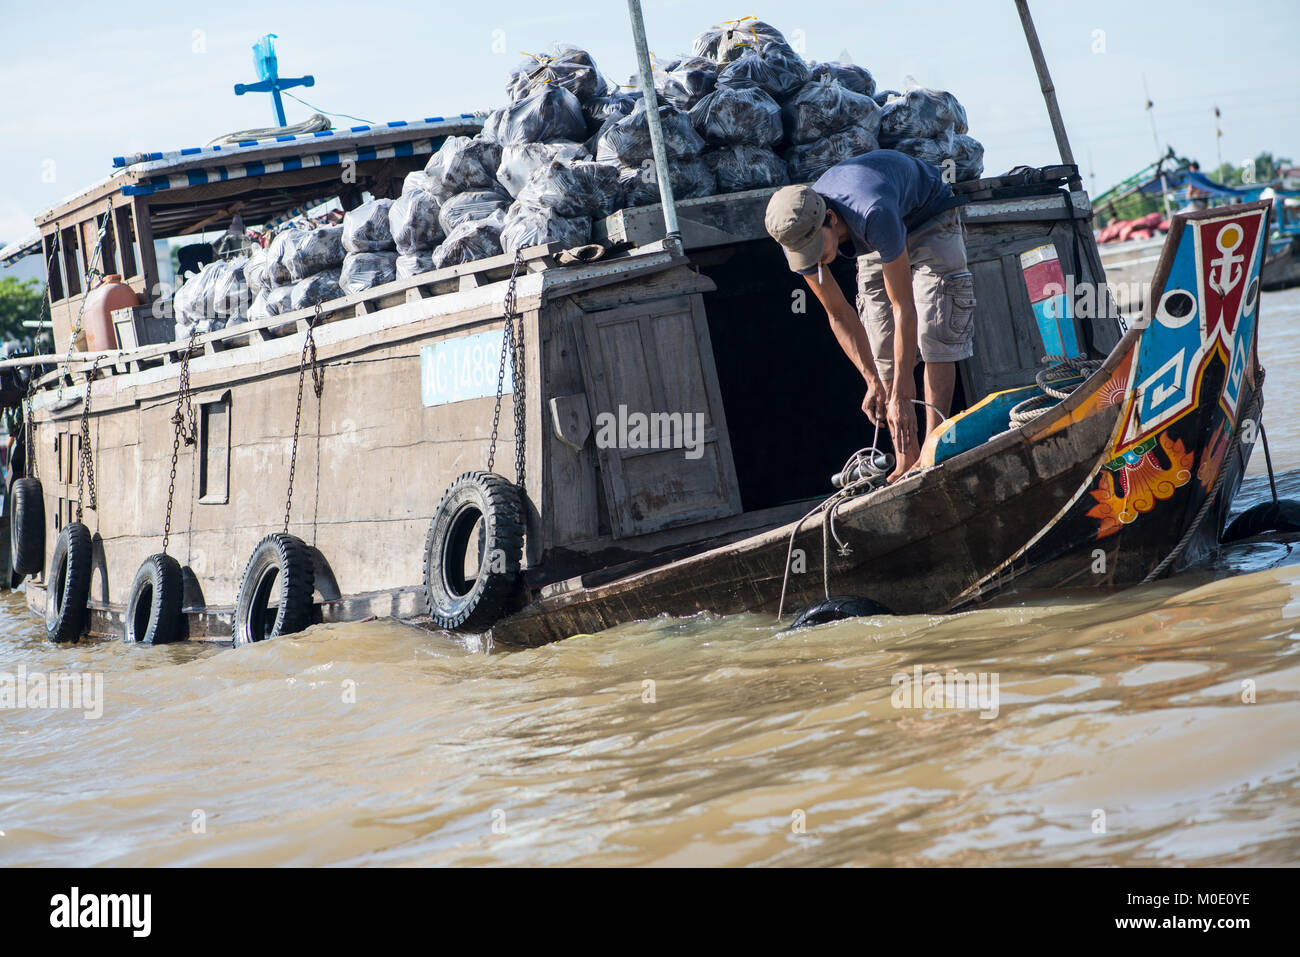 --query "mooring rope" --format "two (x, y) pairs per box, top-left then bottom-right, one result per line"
(1008, 354), (1105, 428)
